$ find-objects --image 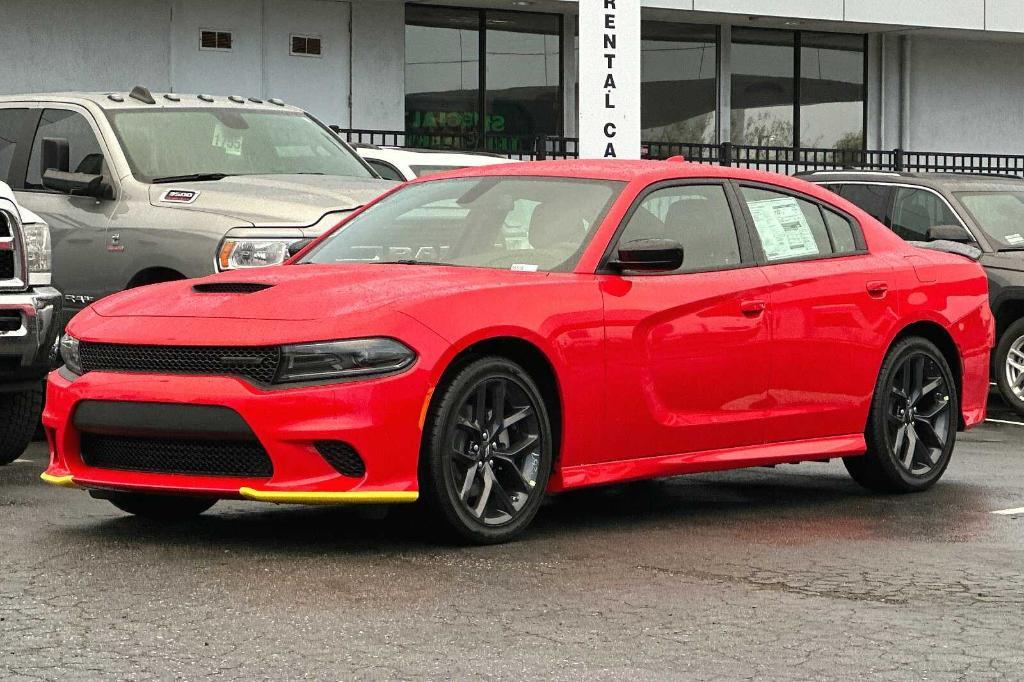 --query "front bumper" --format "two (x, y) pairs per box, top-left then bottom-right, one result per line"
(42, 366), (431, 503)
(0, 286), (61, 389)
